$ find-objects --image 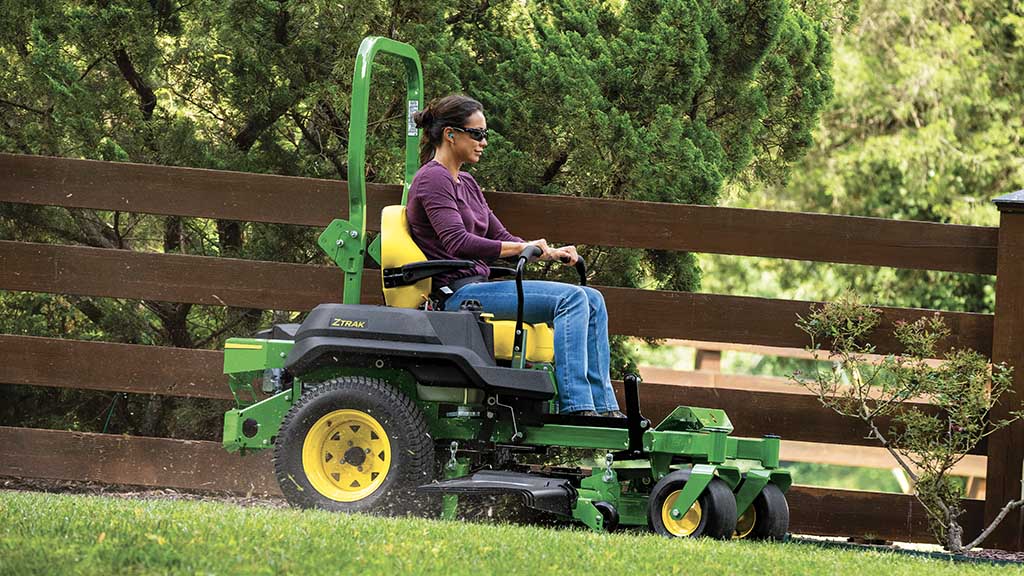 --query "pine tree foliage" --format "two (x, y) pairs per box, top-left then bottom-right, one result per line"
(0, 0), (844, 436)
(705, 0), (1023, 317)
